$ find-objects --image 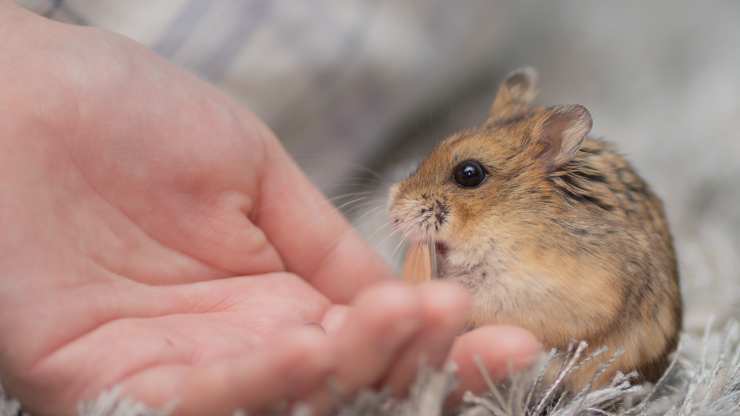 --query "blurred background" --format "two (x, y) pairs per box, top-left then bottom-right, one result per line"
(20, 0), (740, 333)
